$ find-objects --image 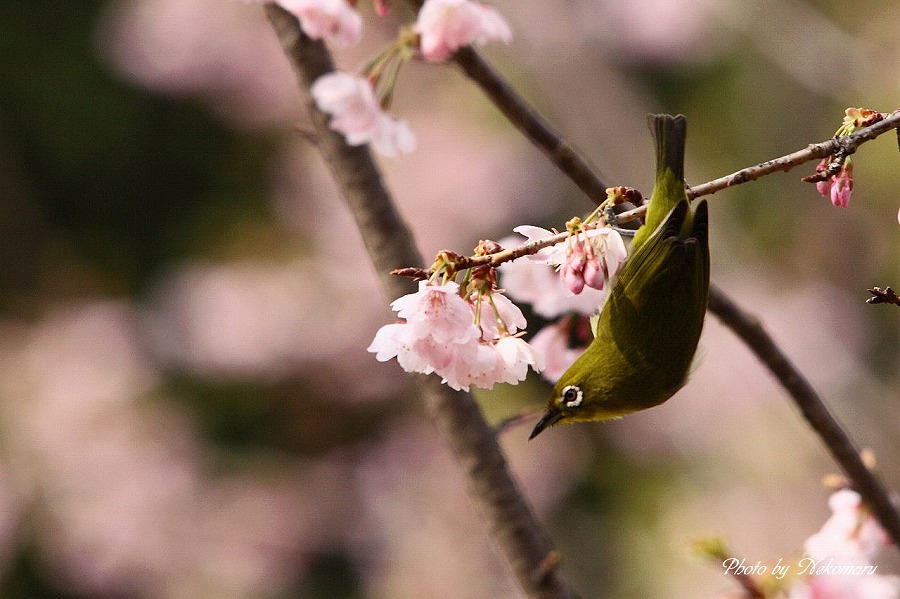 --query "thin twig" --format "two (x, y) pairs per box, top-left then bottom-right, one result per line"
(422, 38), (900, 545)
(687, 110), (900, 198)
(389, 83), (897, 274)
(391, 228), (570, 280)
(264, 5), (579, 598)
(399, 102), (899, 279)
